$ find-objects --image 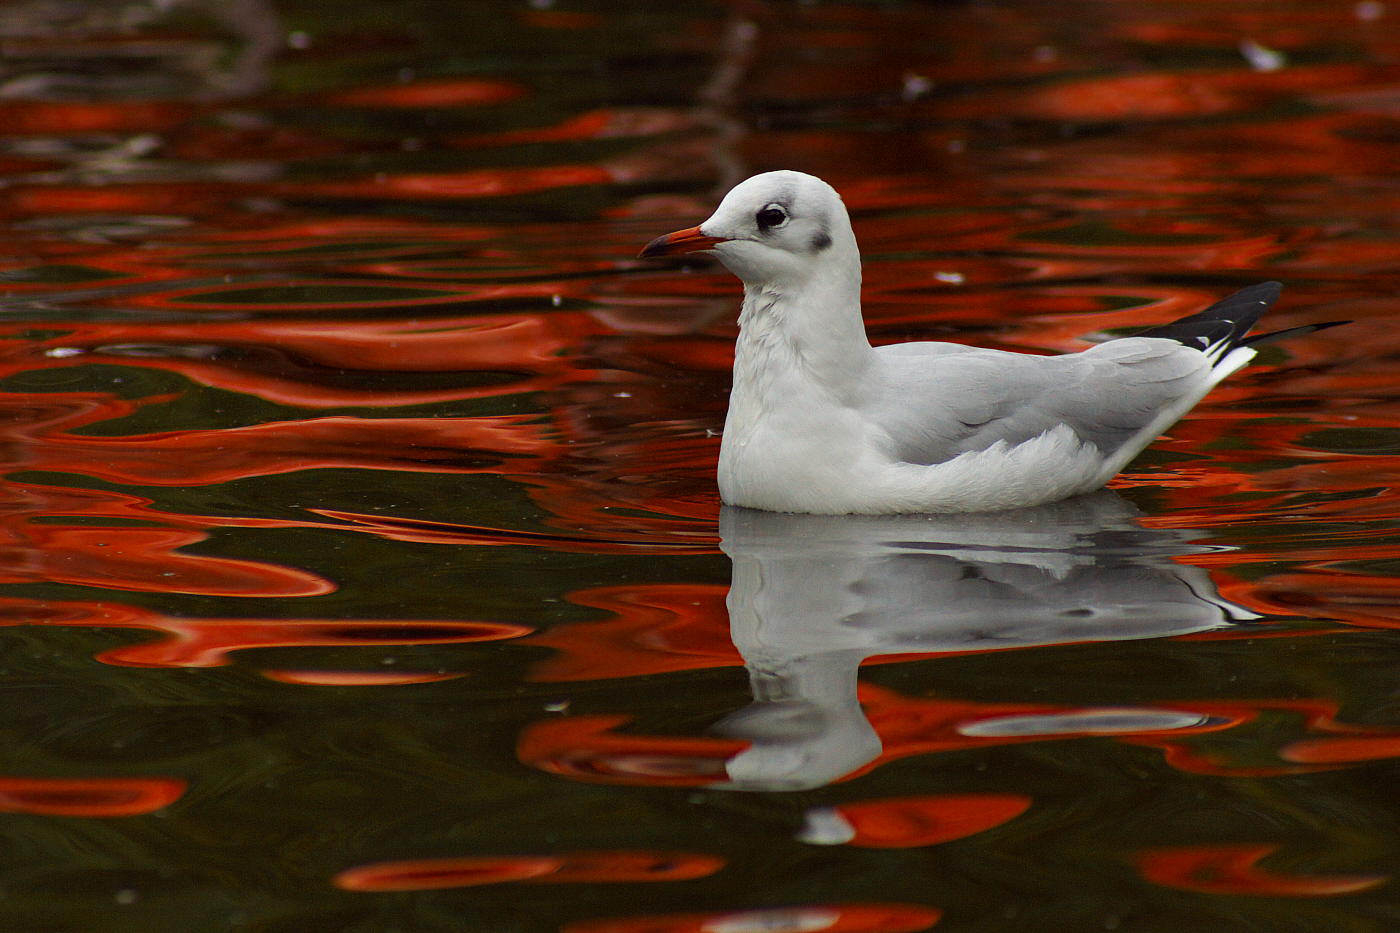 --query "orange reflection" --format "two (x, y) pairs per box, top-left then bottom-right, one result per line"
(0, 523), (331, 598)
(521, 688), (1400, 788)
(1282, 736), (1400, 765)
(828, 795), (1032, 848)
(24, 313), (605, 372)
(1135, 844), (1387, 897)
(323, 78), (527, 109)
(335, 850), (723, 891)
(561, 903), (942, 933)
(96, 618), (528, 670)
(260, 670), (467, 686)
(300, 165), (613, 201)
(526, 584), (736, 682)
(455, 108), (702, 148)
(0, 99), (195, 135)
(520, 715), (743, 787)
(0, 596), (527, 669)
(8, 414), (554, 486)
(0, 775), (185, 817)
